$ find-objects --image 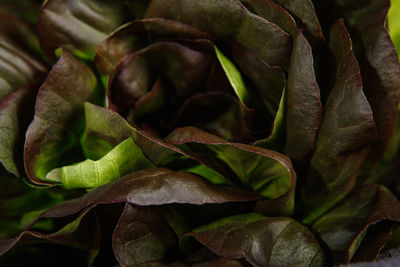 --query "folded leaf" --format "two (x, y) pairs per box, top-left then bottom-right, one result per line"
(351, 2), (400, 180)
(0, 206), (101, 262)
(183, 213), (325, 267)
(107, 42), (213, 118)
(0, 13), (46, 100)
(45, 138), (155, 189)
(38, 0), (132, 59)
(329, 0), (400, 182)
(166, 126), (296, 216)
(273, 0), (324, 45)
(95, 18), (213, 75)
(302, 20), (377, 224)
(82, 102), (232, 185)
(39, 168), (259, 219)
(82, 102), (186, 165)
(284, 32), (322, 163)
(146, 0), (292, 68)
(312, 185), (400, 264)
(24, 50), (97, 185)
(0, 86), (37, 176)
(214, 46), (250, 107)
(172, 91), (269, 143)
(0, 14), (47, 176)
(0, 167), (58, 239)
(238, 0), (322, 163)
(232, 44), (286, 120)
